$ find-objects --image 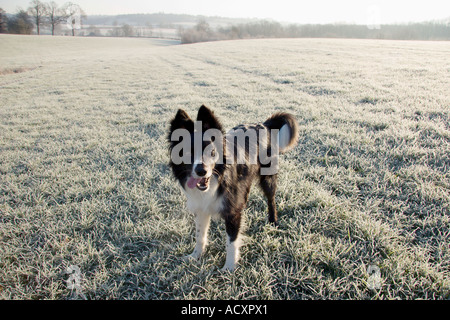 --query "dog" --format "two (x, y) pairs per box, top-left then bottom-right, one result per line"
(168, 105), (299, 271)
